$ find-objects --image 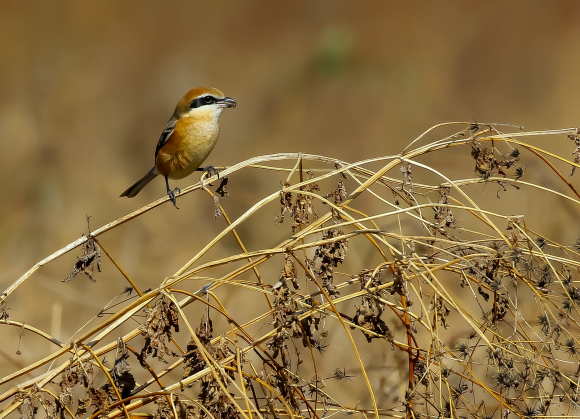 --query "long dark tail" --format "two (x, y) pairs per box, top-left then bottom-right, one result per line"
(120, 167), (158, 198)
